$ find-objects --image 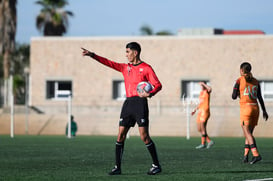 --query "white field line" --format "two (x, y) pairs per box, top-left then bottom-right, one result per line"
(243, 178), (273, 181)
